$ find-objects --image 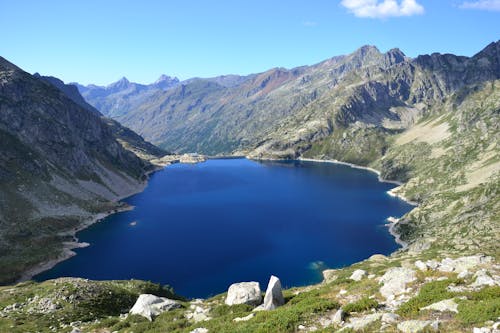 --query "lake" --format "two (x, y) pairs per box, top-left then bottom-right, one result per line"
(35, 158), (414, 298)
